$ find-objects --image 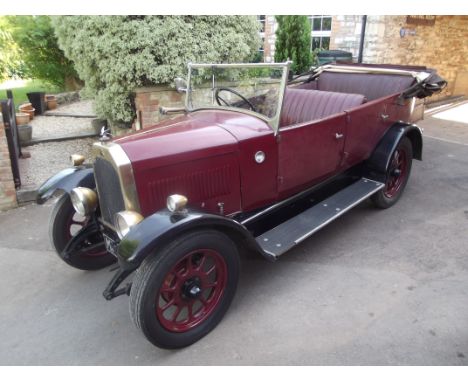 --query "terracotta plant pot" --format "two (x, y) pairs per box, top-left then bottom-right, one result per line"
(46, 95), (58, 110)
(19, 103), (35, 120)
(47, 100), (58, 110)
(16, 112), (30, 126)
